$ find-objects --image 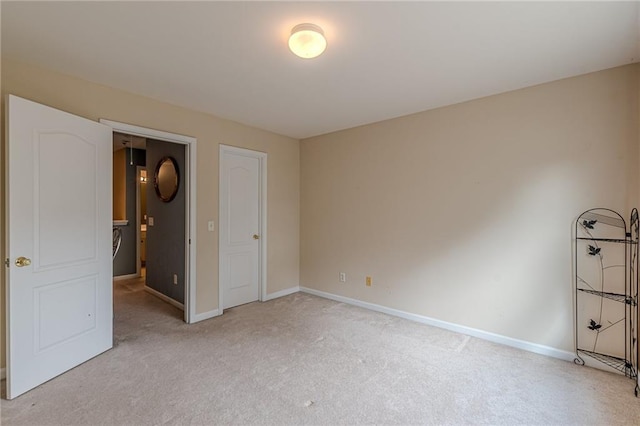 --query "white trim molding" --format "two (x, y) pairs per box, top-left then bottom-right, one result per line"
(264, 286), (300, 302)
(144, 286), (184, 311)
(99, 120), (196, 145)
(299, 287), (575, 362)
(193, 309), (221, 323)
(100, 119), (197, 324)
